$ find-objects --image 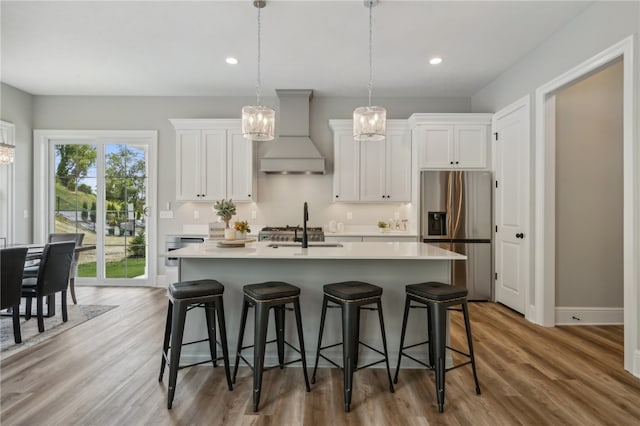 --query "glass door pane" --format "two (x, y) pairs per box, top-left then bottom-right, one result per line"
(104, 144), (148, 279)
(53, 144), (97, 278)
